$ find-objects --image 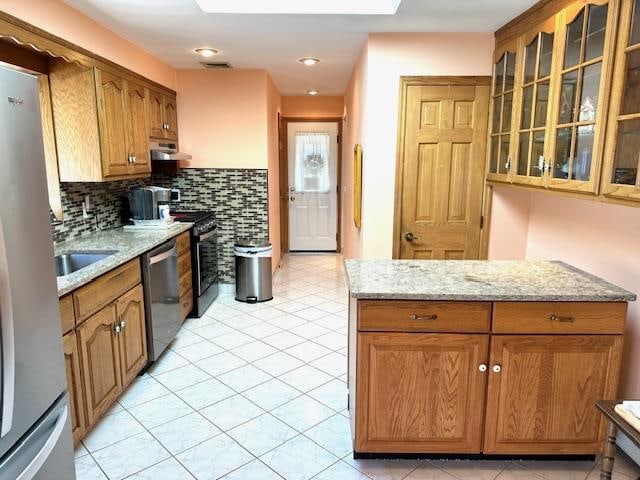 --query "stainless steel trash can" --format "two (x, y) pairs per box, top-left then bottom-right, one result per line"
(234, 240), (273, 303)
